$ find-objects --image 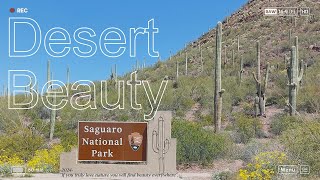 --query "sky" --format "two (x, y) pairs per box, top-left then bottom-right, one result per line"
(0, 0), (248, 94)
